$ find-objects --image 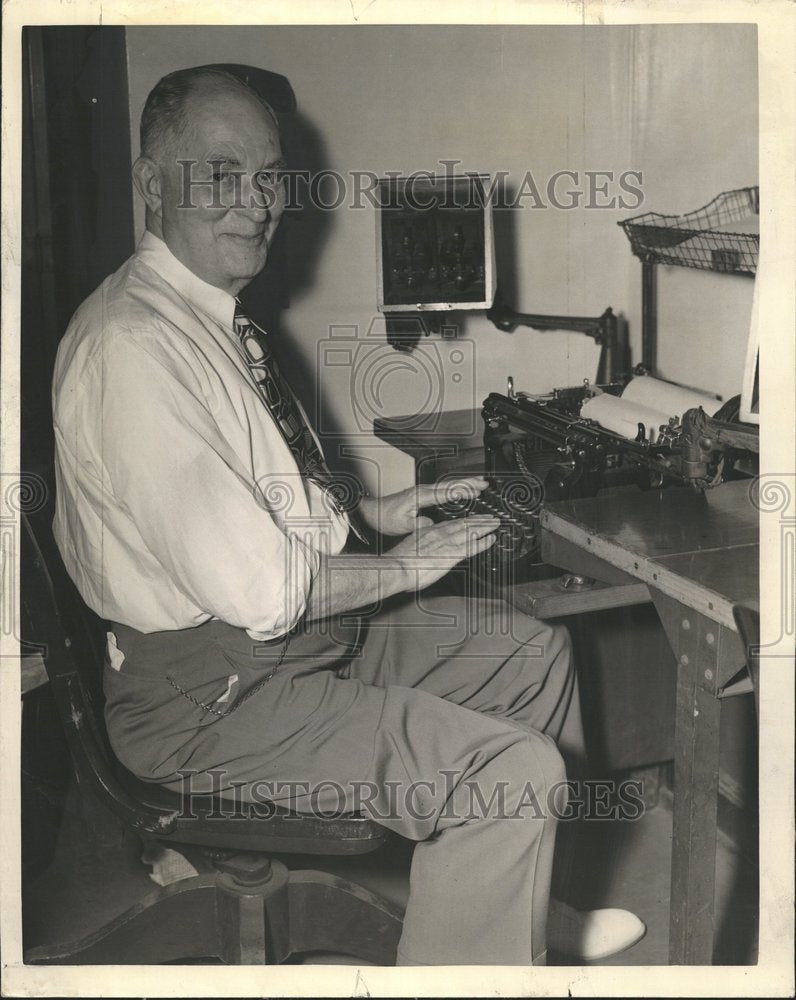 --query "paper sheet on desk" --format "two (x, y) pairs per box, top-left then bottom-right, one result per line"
(580, 375), (723, 442)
